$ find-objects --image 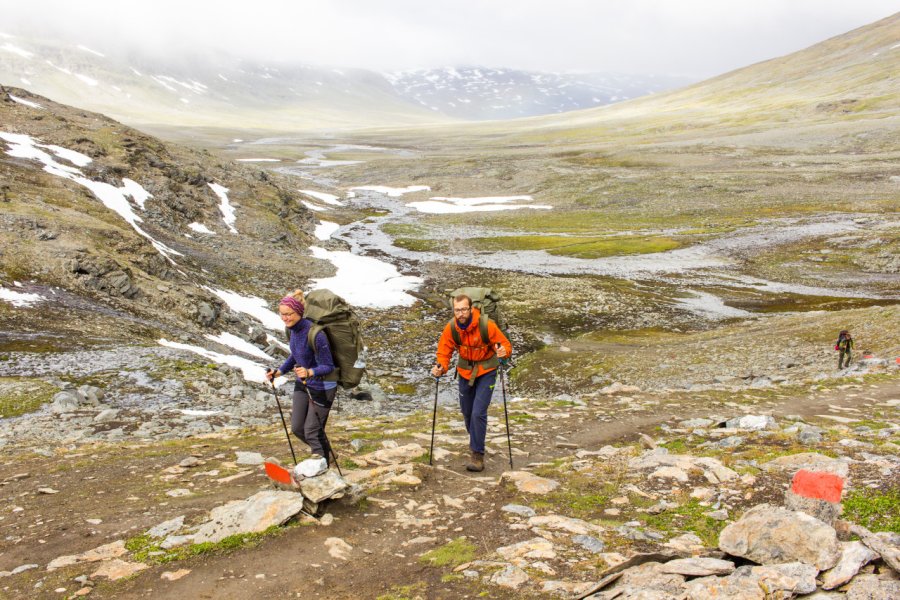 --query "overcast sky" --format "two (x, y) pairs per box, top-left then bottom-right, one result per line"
(4, 1), (897, 77)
